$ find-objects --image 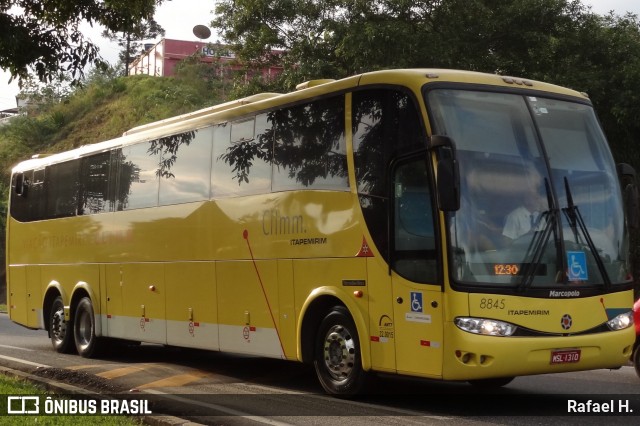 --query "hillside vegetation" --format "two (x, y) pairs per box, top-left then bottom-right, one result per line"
(1, 72), (227, 178)
(0, 64), (233, 300)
